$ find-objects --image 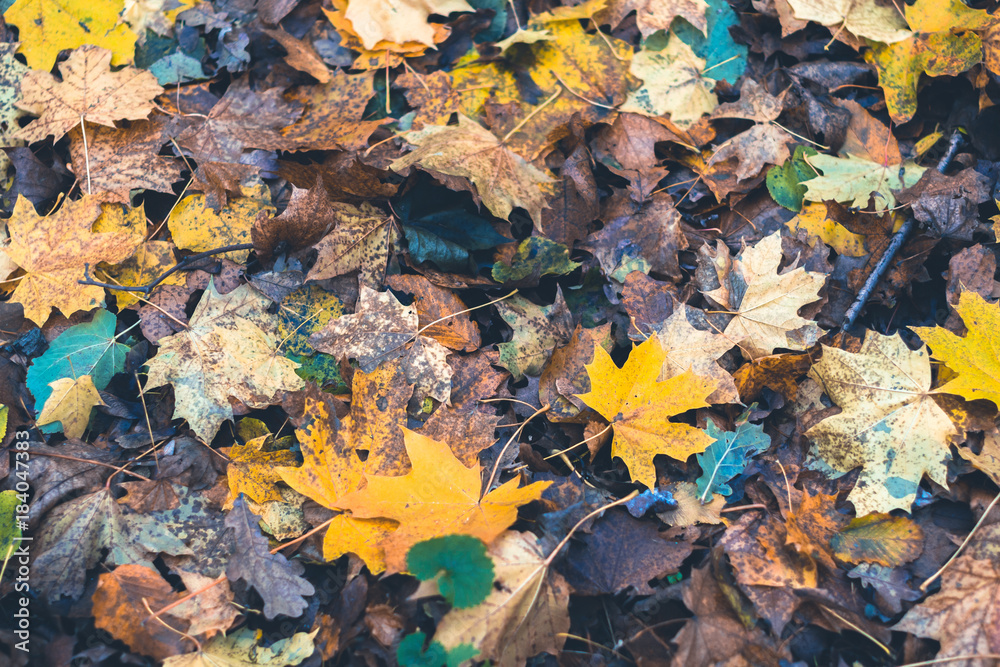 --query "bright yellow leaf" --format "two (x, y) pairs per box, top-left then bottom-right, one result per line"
(36, 375), (104, 439)
(168, 182), (274, 263)
(225, 435), (298, 505)
(576, 336), (715, 489)
(785, 203), (866, 257)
